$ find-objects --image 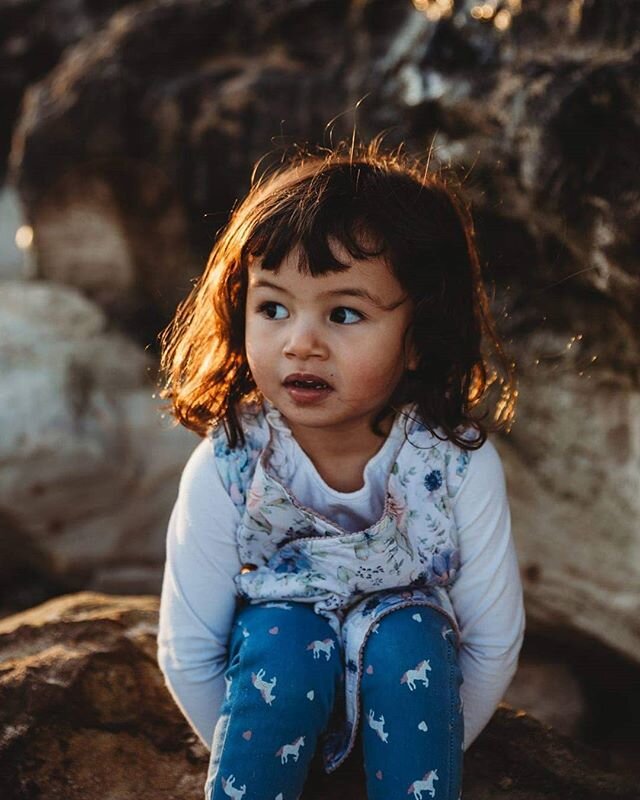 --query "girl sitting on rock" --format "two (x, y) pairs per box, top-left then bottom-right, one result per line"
(157, 138), (526, 800)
